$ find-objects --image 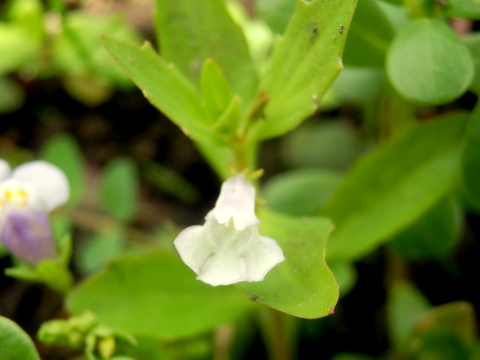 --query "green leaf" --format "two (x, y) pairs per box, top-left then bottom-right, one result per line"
(249, 0), (358, 141)
(343, 0), (395, 68)
(330, 67), (383, 104)
(212, 96), (243, 136)
(0, 316), (41, 360)
(388, 196), (463, 260)
(100, 35), (223, 146)
(386, 19), (474, 105)
(461, 102), (480, 209)
(262, 168), (342, 216)
(76, 226), (126, 275)
(154, 0), (258, 105)
(99, 157), (138, 222)
(255, 0), (296, 34)
(440, 0), (480, 18)
(406, 301), (476, 360)
(0, 24), (41, 75)
(463, 33), (480, 96)
(5, 0), (44, 40)
(200, 59), (235, 122)
(40, 133), (85, 207)
(53, 12), (141, 87)
(323, 113), (468, 262)
(66, 251), (254, 339)
(239, 207), (338, 319)
(281, 121), (361, 170)
(141, 161), (200, 203)
(387, 282), (430, 351)
(36, 258), (74, 295)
